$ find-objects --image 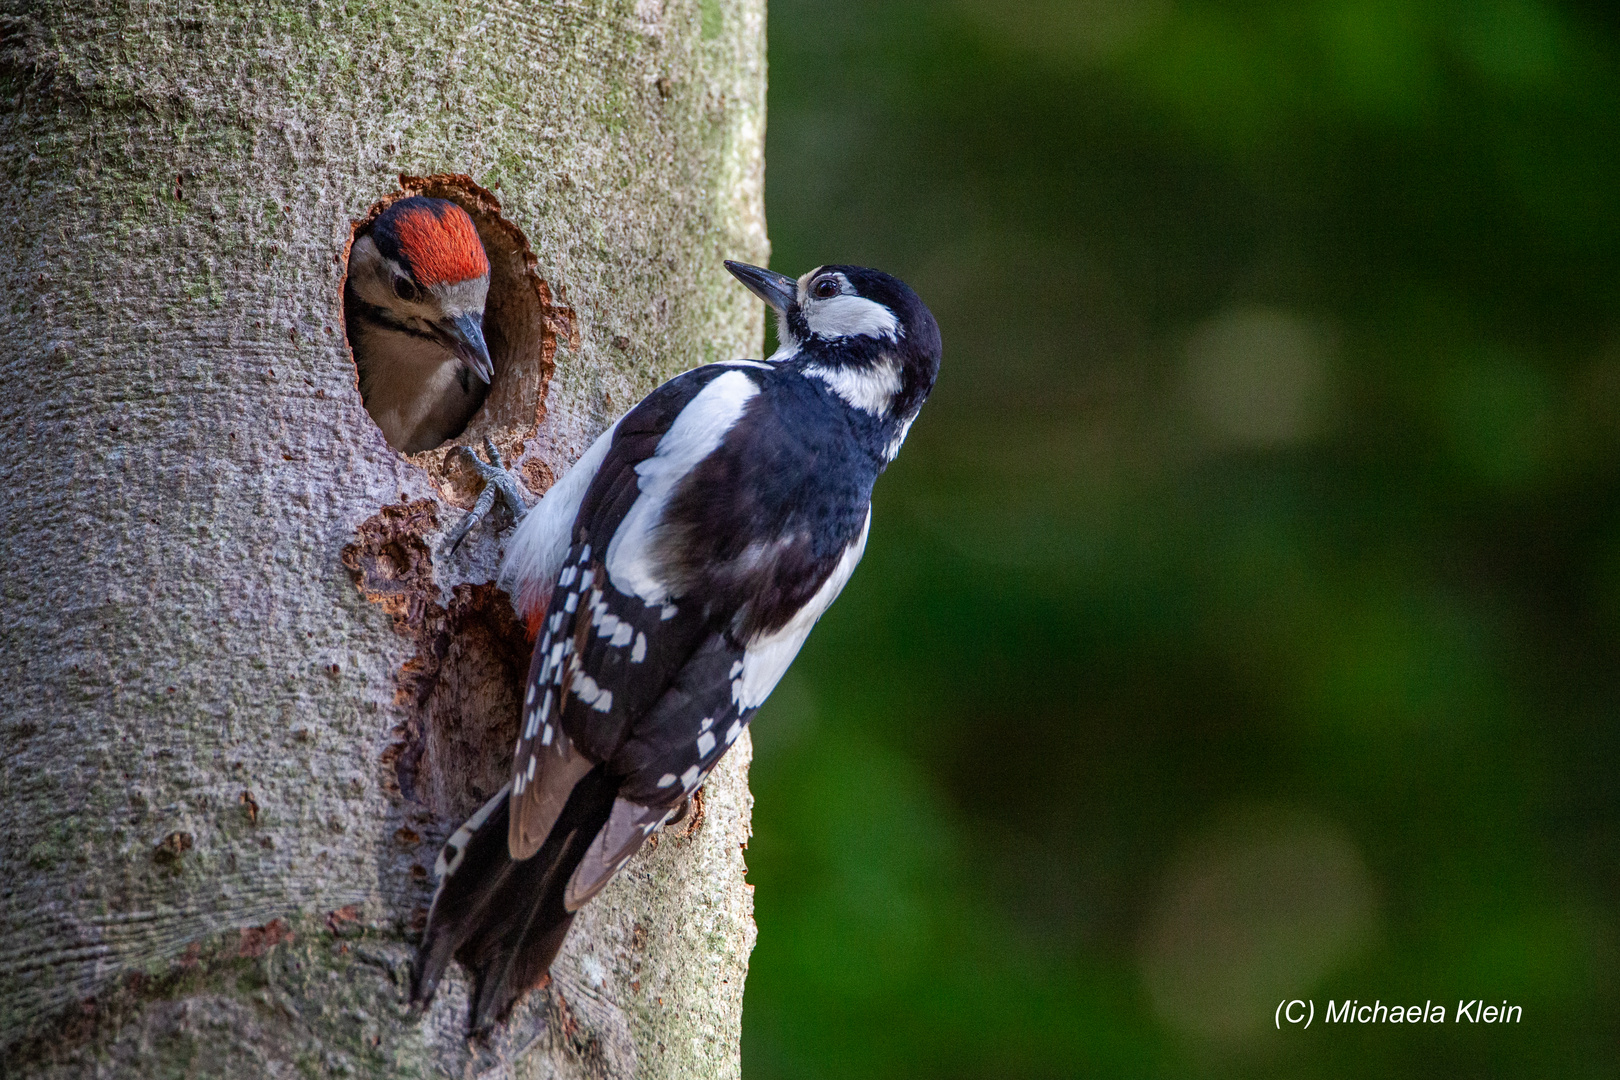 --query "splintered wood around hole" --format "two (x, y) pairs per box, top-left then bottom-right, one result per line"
(342, 502), (530, 820)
